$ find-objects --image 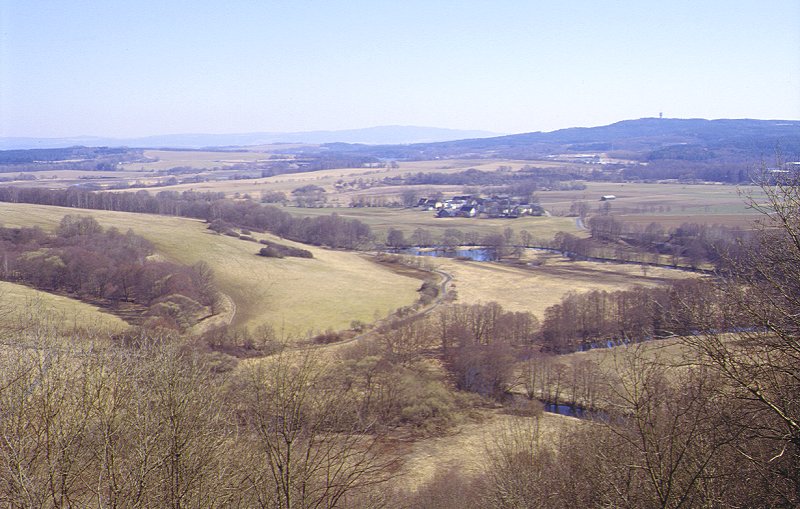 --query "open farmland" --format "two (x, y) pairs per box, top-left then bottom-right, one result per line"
(113, 157), (576, 200)
(426, 253), (697, 319)
(121, 148), (296, 171)
(283, 206), (581, 243)
(0, 202), (421, 337)
(539, 181), (763, 226)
